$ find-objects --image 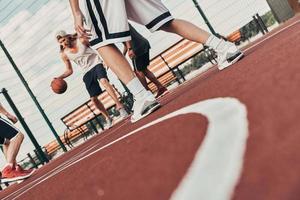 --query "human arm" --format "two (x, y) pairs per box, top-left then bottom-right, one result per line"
(56, 53), (73, 79)
(0, 103), (18, 123)
(69, 0), (91, 38)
